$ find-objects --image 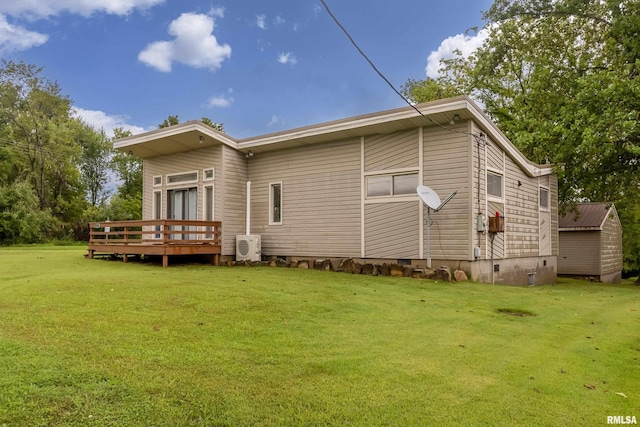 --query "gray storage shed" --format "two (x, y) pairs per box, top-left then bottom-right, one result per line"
(558, 203), (623, 283)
